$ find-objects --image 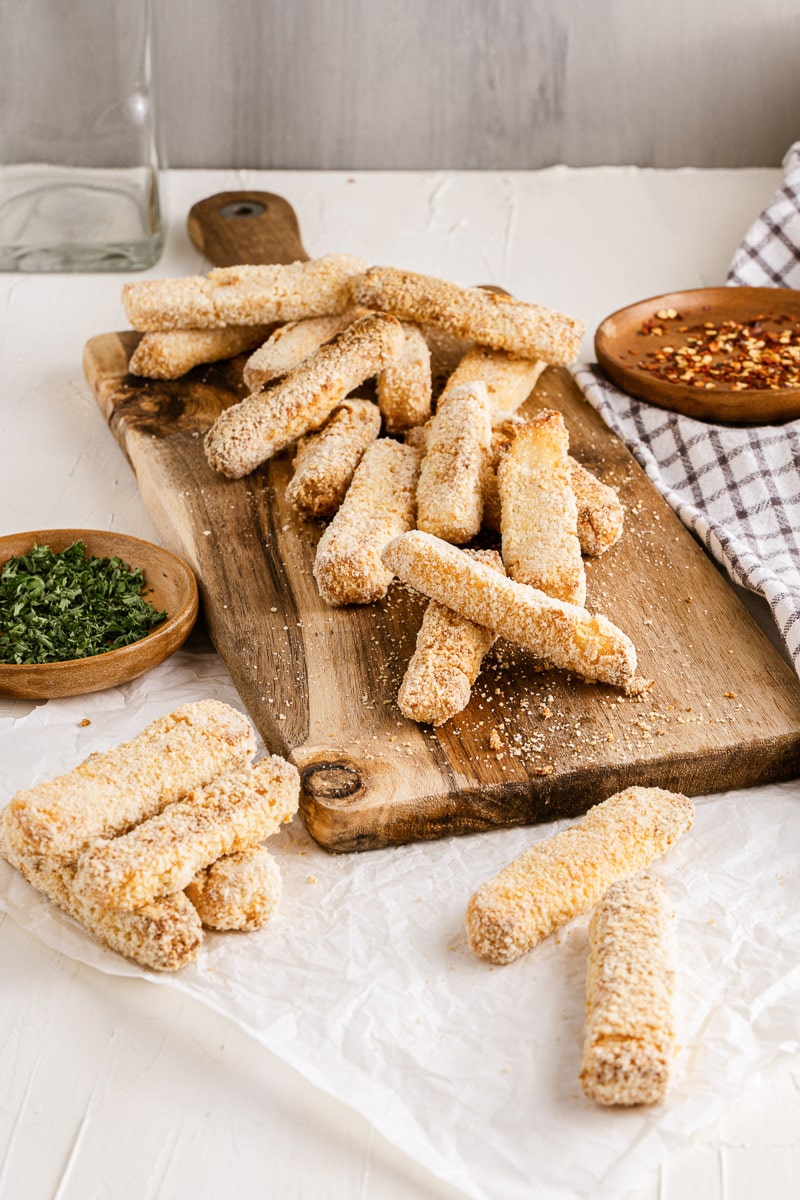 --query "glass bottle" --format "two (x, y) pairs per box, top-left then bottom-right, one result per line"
(0, 0), (164, 272)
